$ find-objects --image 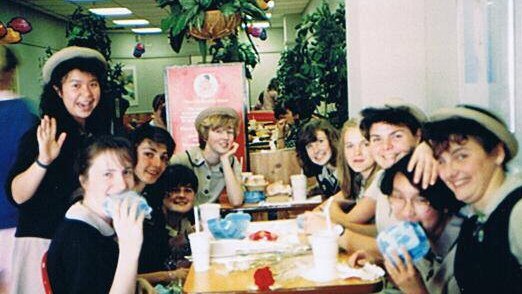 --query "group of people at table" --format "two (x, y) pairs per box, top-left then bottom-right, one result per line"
(0, 44), (520, 294)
